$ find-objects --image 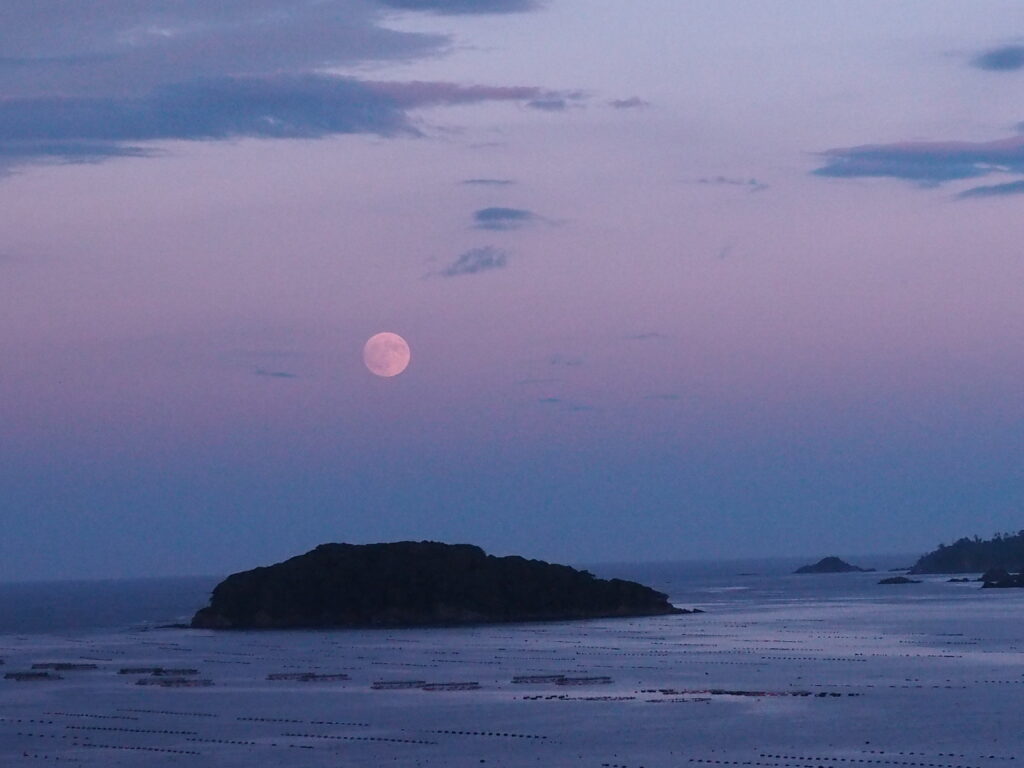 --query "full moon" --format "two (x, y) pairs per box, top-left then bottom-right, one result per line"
(363, 332), (411, 377)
